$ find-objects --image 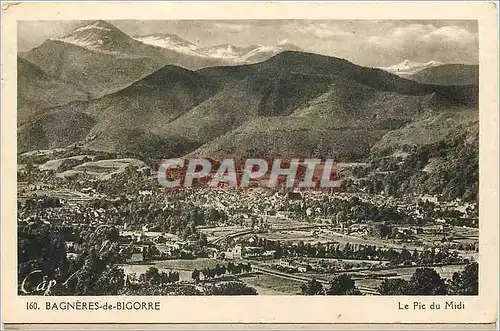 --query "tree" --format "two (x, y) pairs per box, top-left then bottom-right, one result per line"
(202, 268), (210, 280)
(326, 274), (361, 295)
(198, 233), (208, 246)
(205, 281), (258, 295)
(227, 262), (235, 275)
(142, 267), (161, 285)
(63, 255), (126, 296)
(192, 269), (200, 283)
(448, 262), (478, 295)
(104, 227), (120, 242)
(300, 278), (324, 295)
(399, 248), (412, 264)
(412, 249), (420, 262)
(378, 278), (410, 295)
(18, 223), (68, 281)
(215, 264), (223, 277)
(407, 267), (448, 295)
(273, 246), (284, 259)
(94, 266), (125, 295)
(374, 223), (392, 239)
(208, 209), (221, 222)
